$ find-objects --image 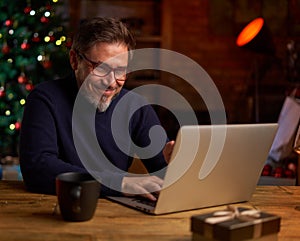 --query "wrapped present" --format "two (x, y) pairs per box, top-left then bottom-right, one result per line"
(191, 206), (281, 241)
